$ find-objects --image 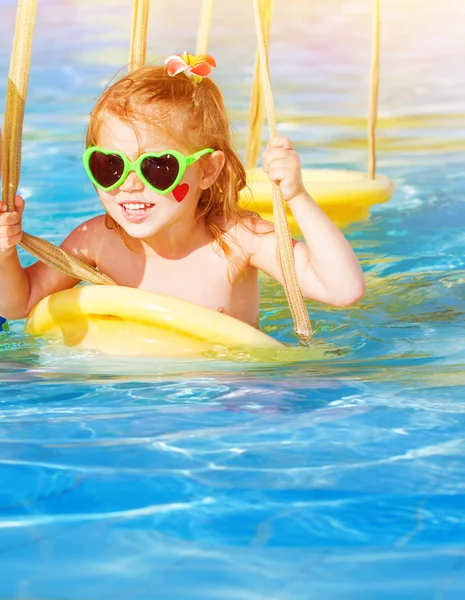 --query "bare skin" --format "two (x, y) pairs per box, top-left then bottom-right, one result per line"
(0, 116), (365, 325)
